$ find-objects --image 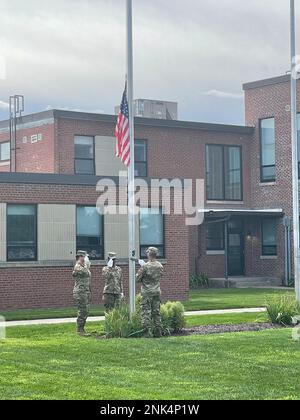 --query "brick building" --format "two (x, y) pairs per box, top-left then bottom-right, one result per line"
(0, 74), (298, 310)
